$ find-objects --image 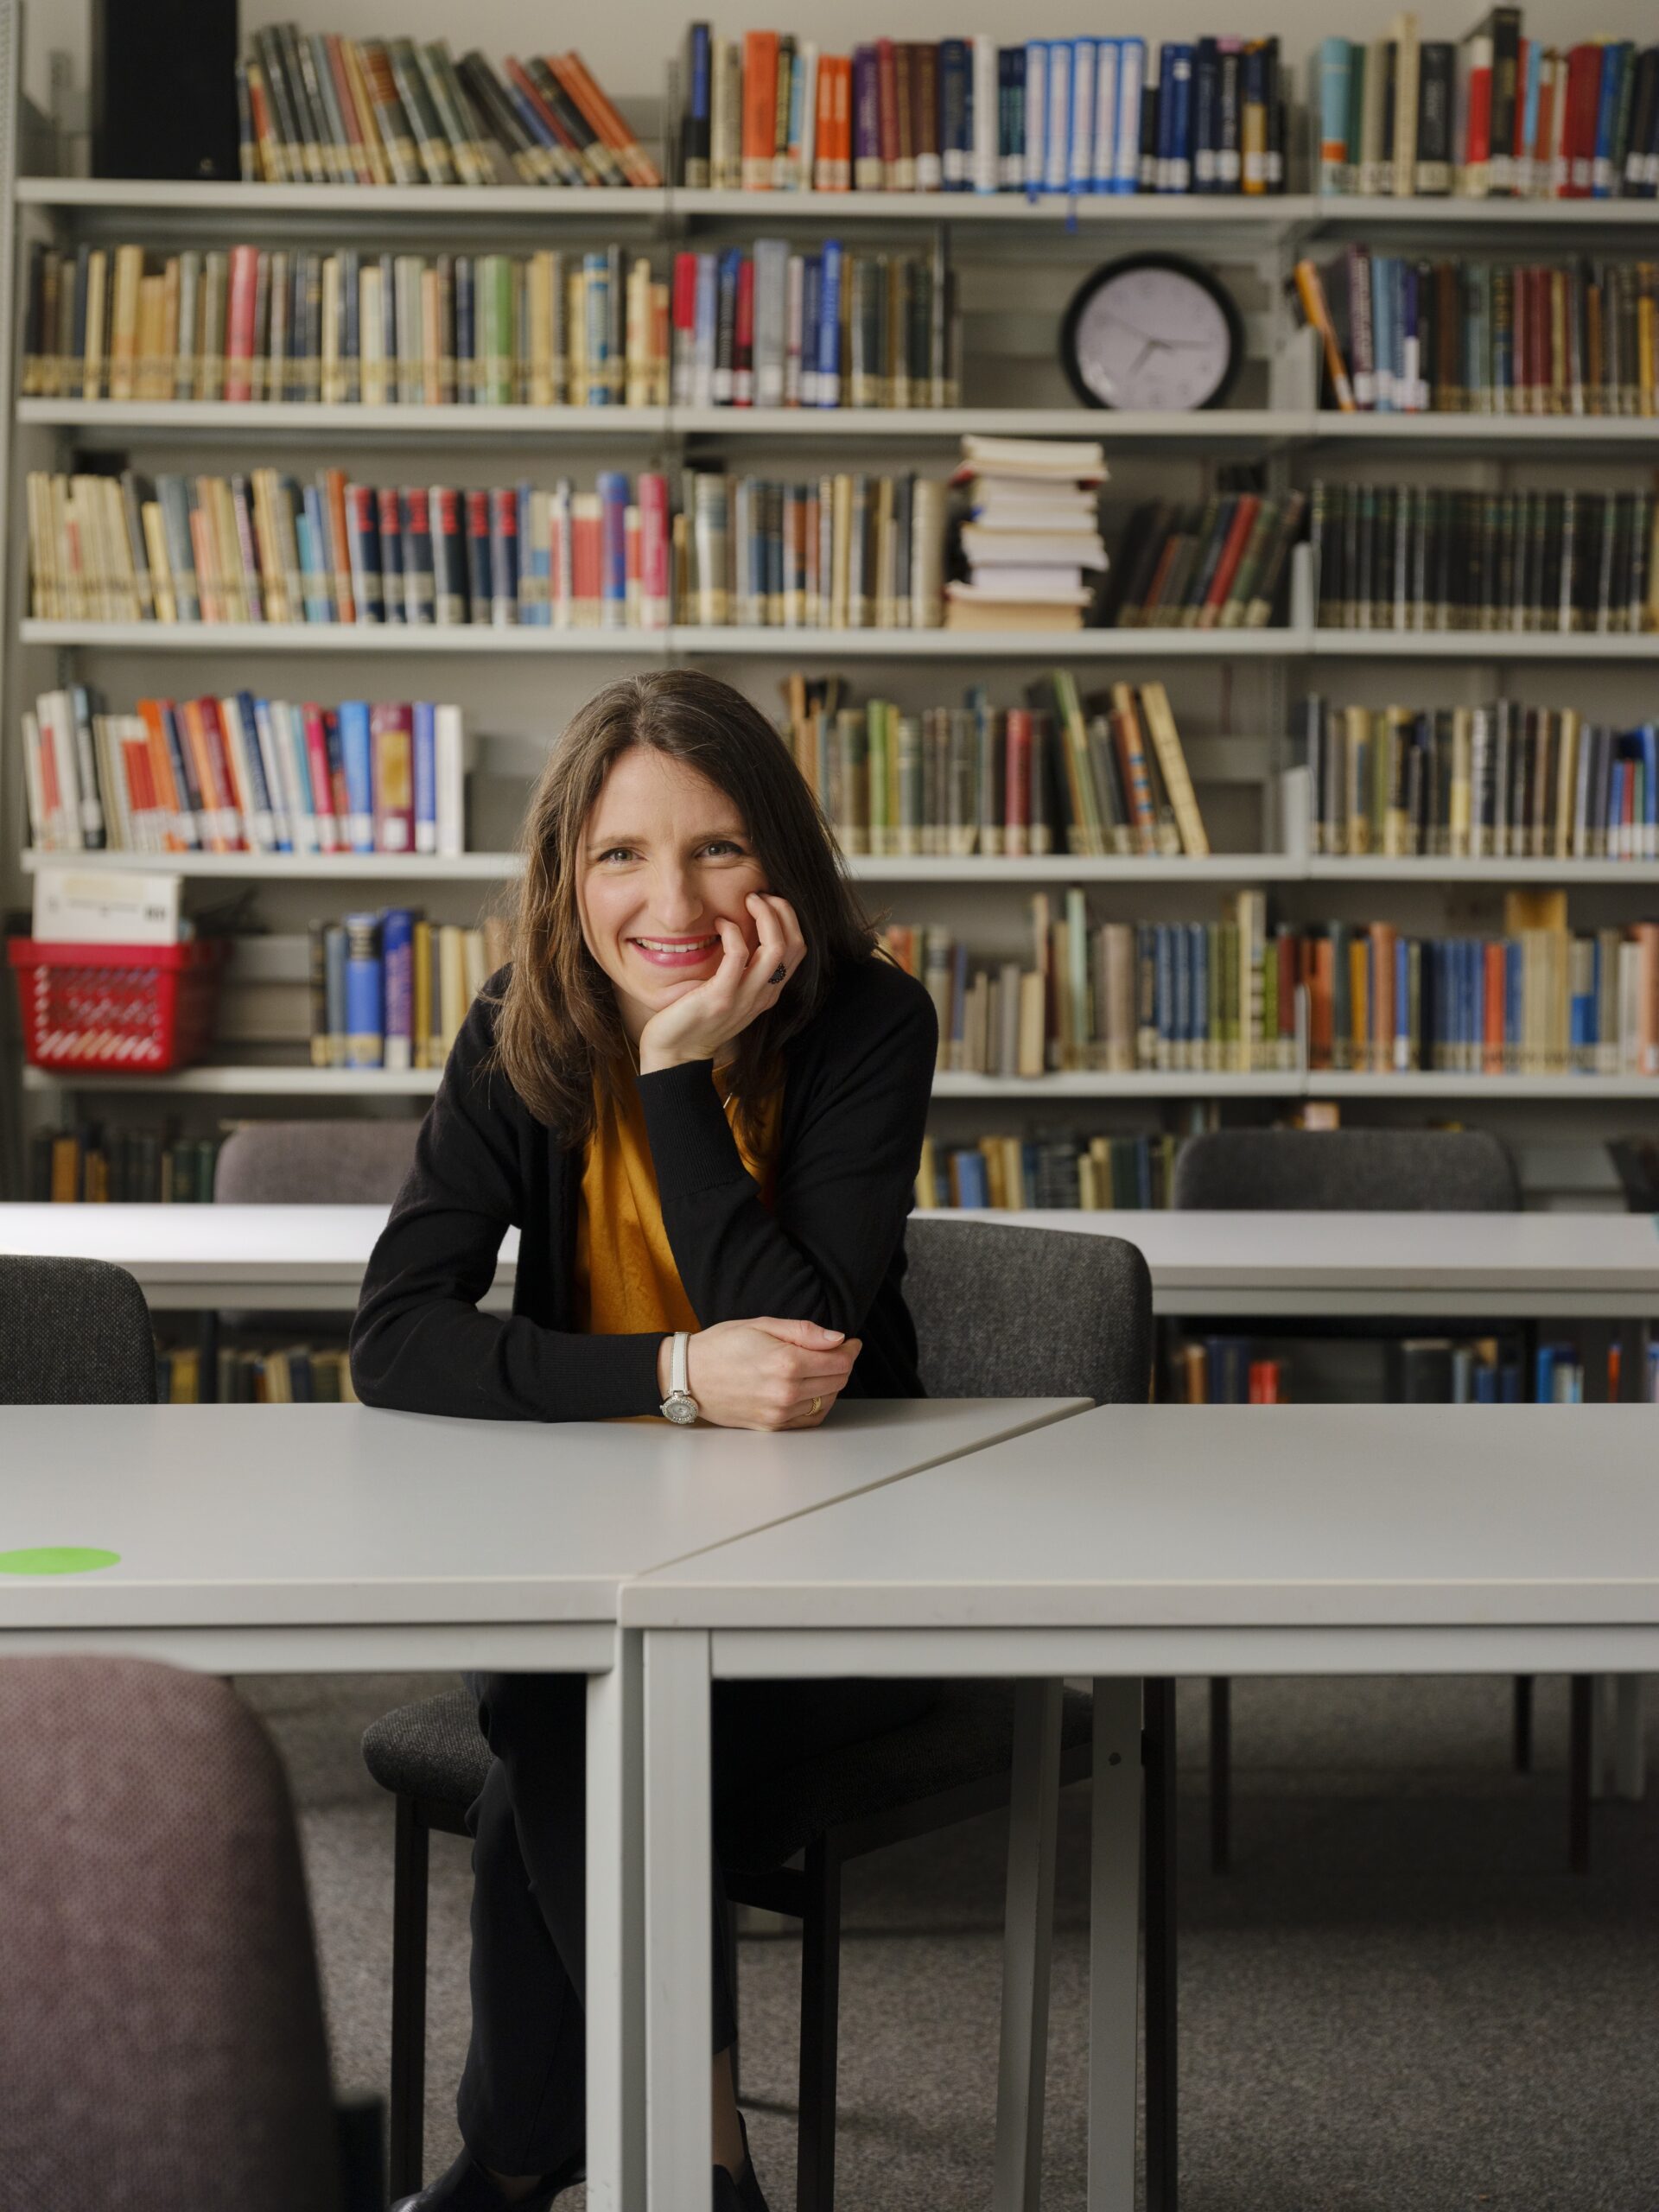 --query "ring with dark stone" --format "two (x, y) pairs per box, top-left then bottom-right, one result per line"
(768, 963), (787, 984)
